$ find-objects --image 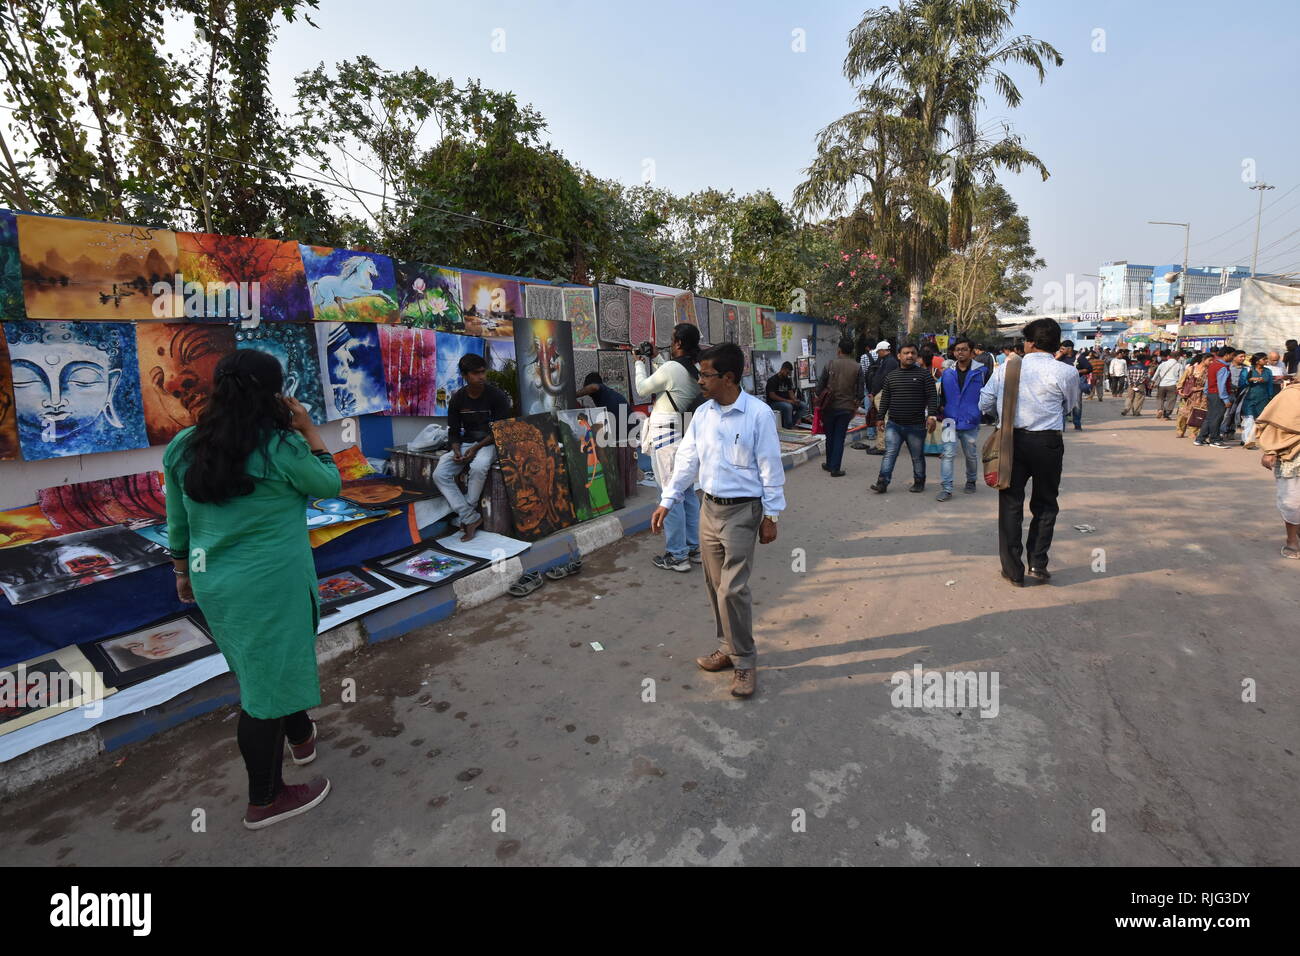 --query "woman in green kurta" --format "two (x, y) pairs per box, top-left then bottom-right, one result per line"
(163, 348), (341, 829)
